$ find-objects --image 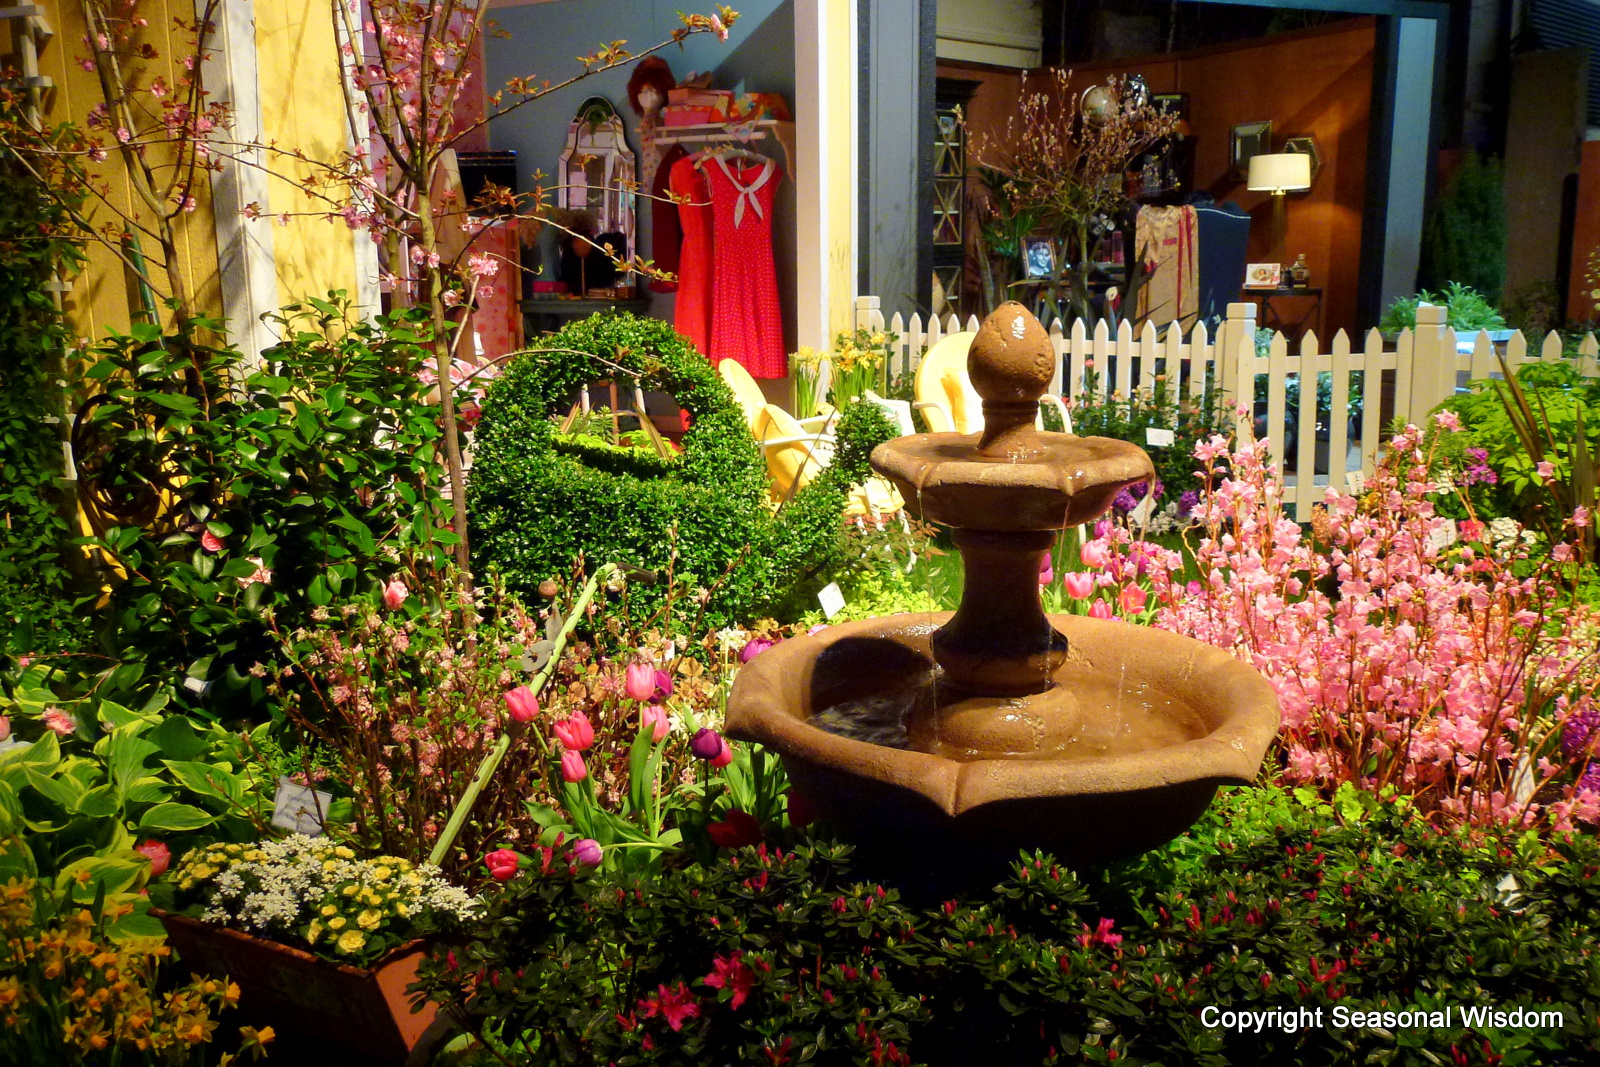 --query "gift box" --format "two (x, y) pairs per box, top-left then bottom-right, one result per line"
(662, 104), (716, 127)
(667, 87), (734, 109)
